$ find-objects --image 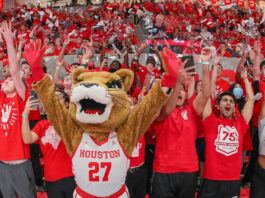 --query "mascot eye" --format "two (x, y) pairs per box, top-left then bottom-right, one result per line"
(75, 78), (82, 82)
(106, 80), (122, 89)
